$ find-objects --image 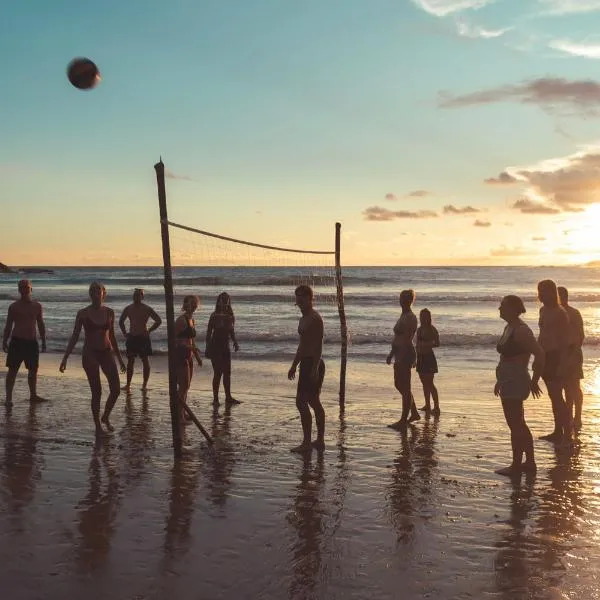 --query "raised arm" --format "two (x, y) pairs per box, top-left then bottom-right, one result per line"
(2, 305), (14, 353)
(118, 306), (129, 338)
(148, 308), (162, 334)
(59, 311), (84, 371)
(37, 303), (47, 352)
